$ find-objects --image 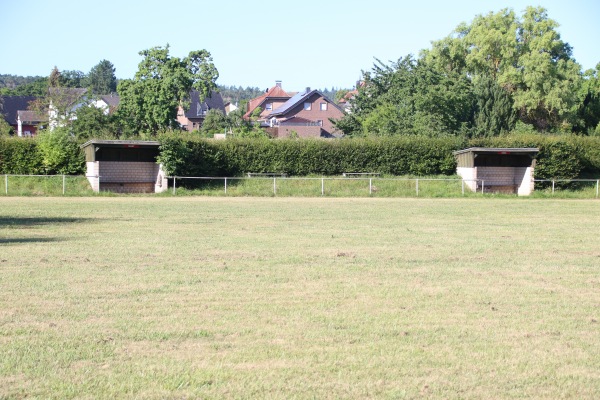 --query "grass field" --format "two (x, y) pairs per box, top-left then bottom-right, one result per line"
(1, 197), (599, 399)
